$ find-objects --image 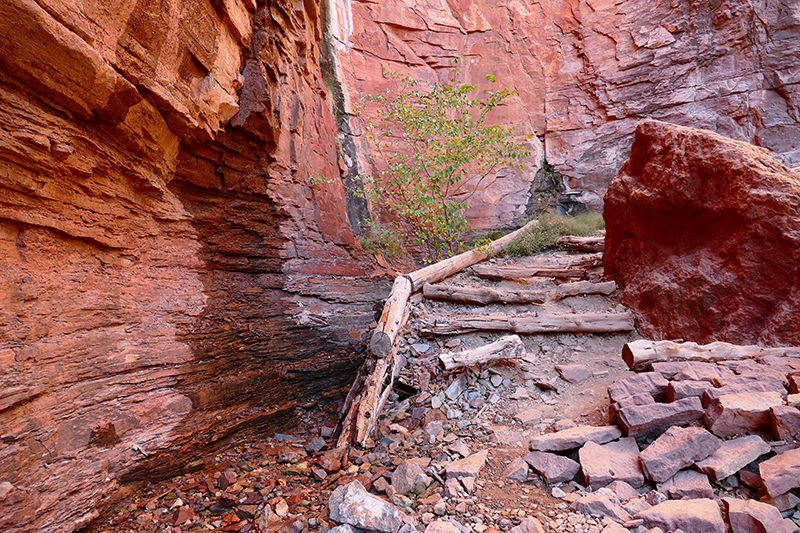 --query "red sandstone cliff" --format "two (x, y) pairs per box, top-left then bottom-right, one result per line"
(0, 1), (383, 531)
(325, 0), (800, 229)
